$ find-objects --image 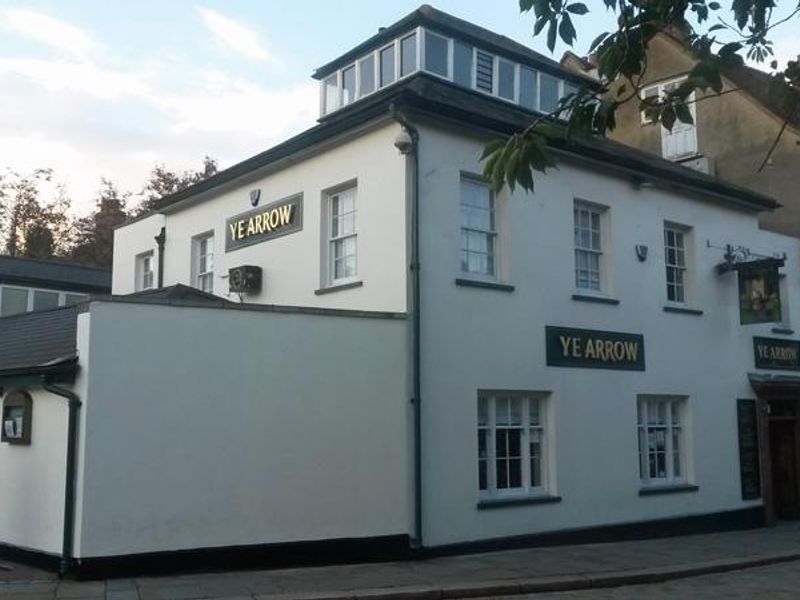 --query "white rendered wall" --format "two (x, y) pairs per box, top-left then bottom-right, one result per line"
(112, 214), (165, 293)
(415, 122), (800, 546)
(76, 301), (411, 558)
(112, 124), (408, 314)
(0, 387), (68, 554)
